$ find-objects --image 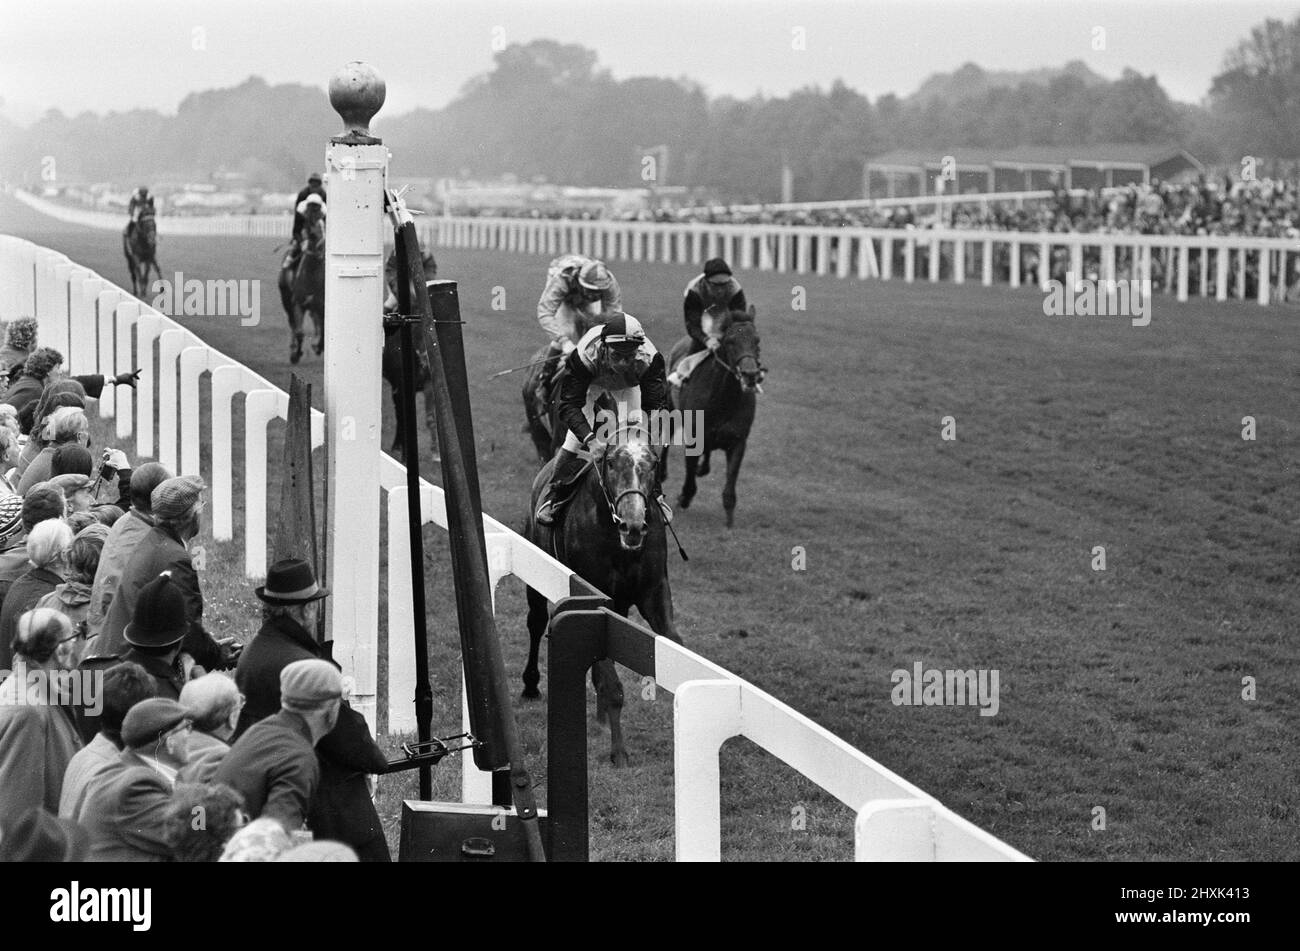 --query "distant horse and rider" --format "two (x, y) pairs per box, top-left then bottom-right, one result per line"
(276, 176), (438, 459)
(122, 186), (161, 297)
